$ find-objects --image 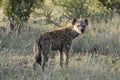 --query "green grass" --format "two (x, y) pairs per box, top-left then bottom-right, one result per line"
(0, 14), (120, 80)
